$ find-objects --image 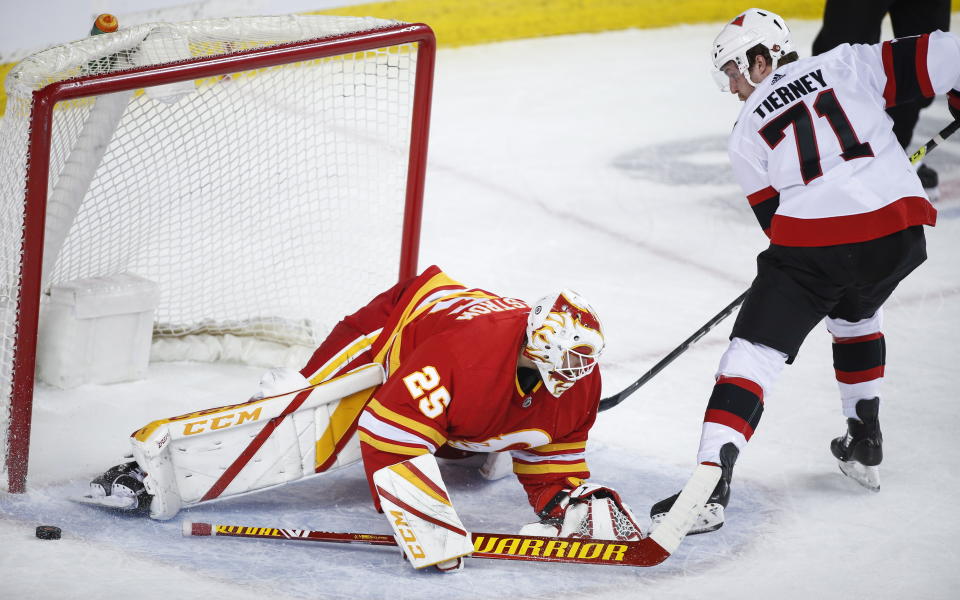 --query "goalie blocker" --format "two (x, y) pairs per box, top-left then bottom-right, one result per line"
(371, 456), (646, 572)
(373, 454), (473, 571)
